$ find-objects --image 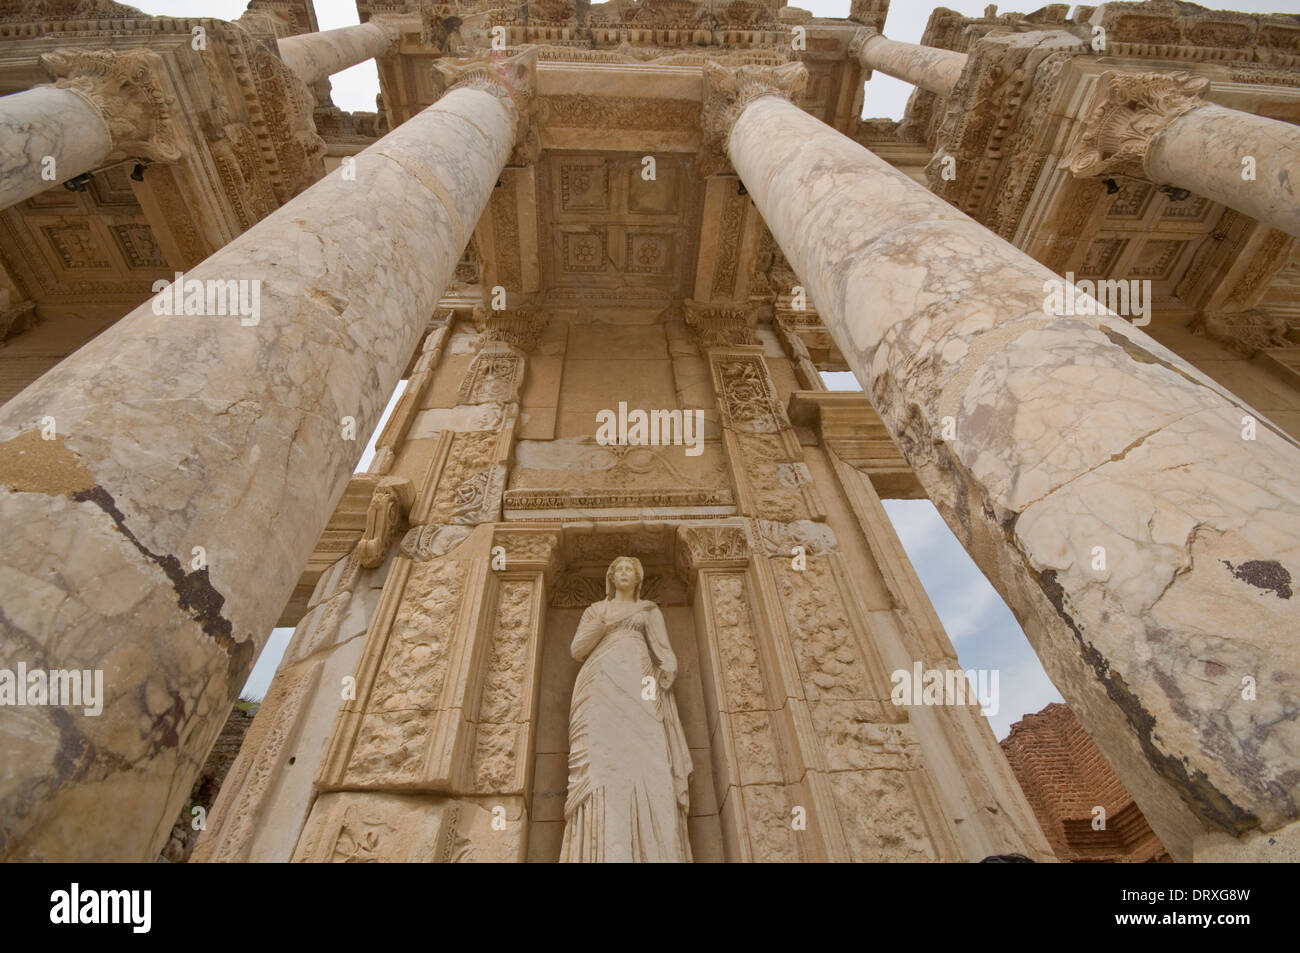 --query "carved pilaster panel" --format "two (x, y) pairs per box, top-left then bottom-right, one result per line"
(466, 528), (557, 799)
(291, 791), (527, 862)
(708, 348), (825, 521)
(762, 553), (952, 860)
(711, 350), (788, 432)
(193, 658), (322, 861)
(424, 430), (507, 524)
(318, 553), (492, 792)
(457, 343), (526, 404)
(467, 577), (544, 795)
